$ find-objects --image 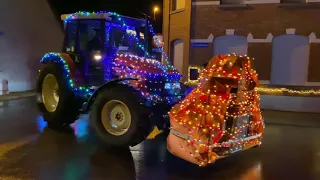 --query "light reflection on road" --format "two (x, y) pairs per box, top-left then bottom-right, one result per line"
(239, 162), (262, 180)
(36, 115), (89, 141)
